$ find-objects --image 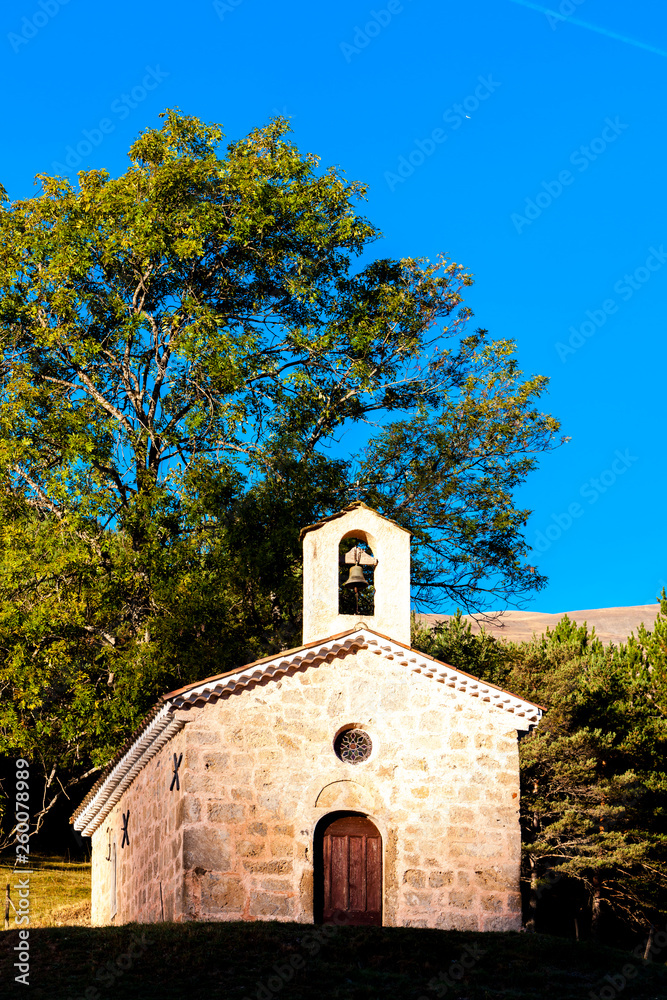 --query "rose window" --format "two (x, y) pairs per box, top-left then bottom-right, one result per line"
(334, 729), (372, 764)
